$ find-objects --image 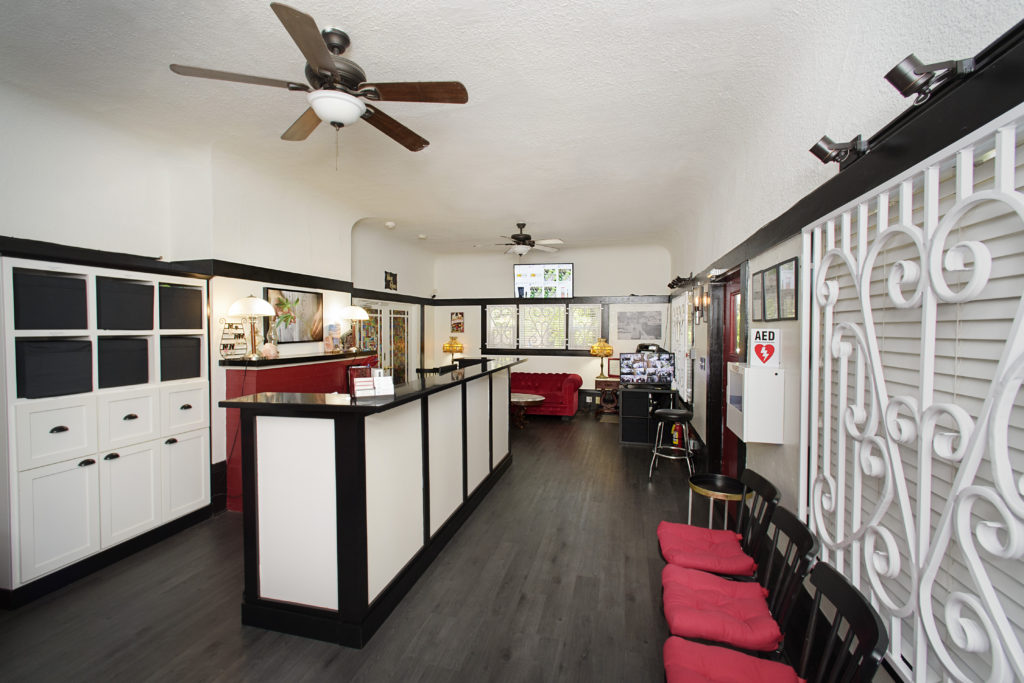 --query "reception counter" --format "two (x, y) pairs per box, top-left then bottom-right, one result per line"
(218, 357), (523, 646)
